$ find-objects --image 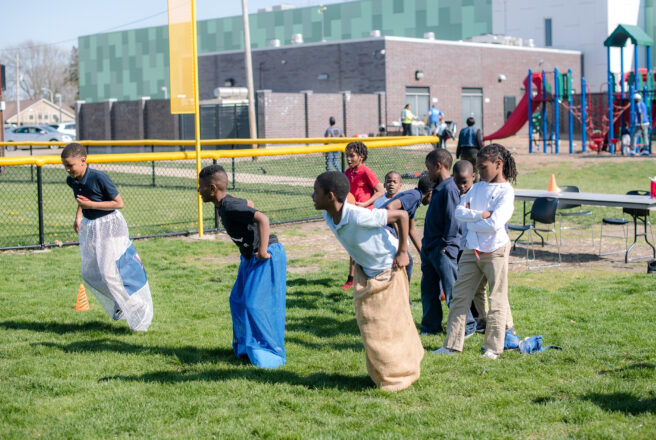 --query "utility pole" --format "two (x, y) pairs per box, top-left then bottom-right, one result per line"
(16, 53), (20, 126)
(55, 93), (62, 122)
(318, 5), (327, 42)
(241, 0), (258, 152)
